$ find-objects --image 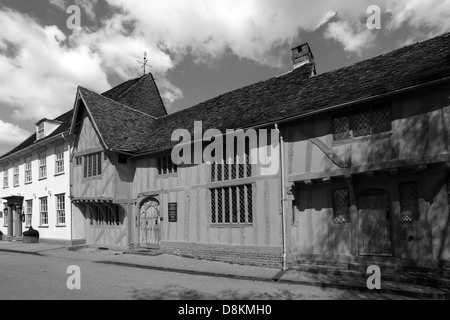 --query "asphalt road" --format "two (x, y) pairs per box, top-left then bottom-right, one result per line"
(0, 251), (410, 300)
